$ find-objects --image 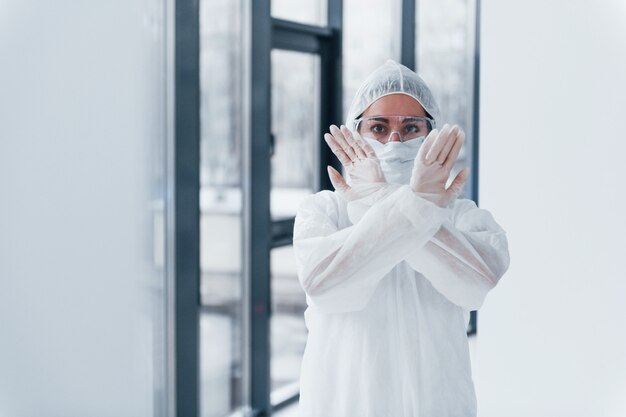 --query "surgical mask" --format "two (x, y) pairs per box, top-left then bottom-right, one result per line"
(362, 136), (426, 184)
